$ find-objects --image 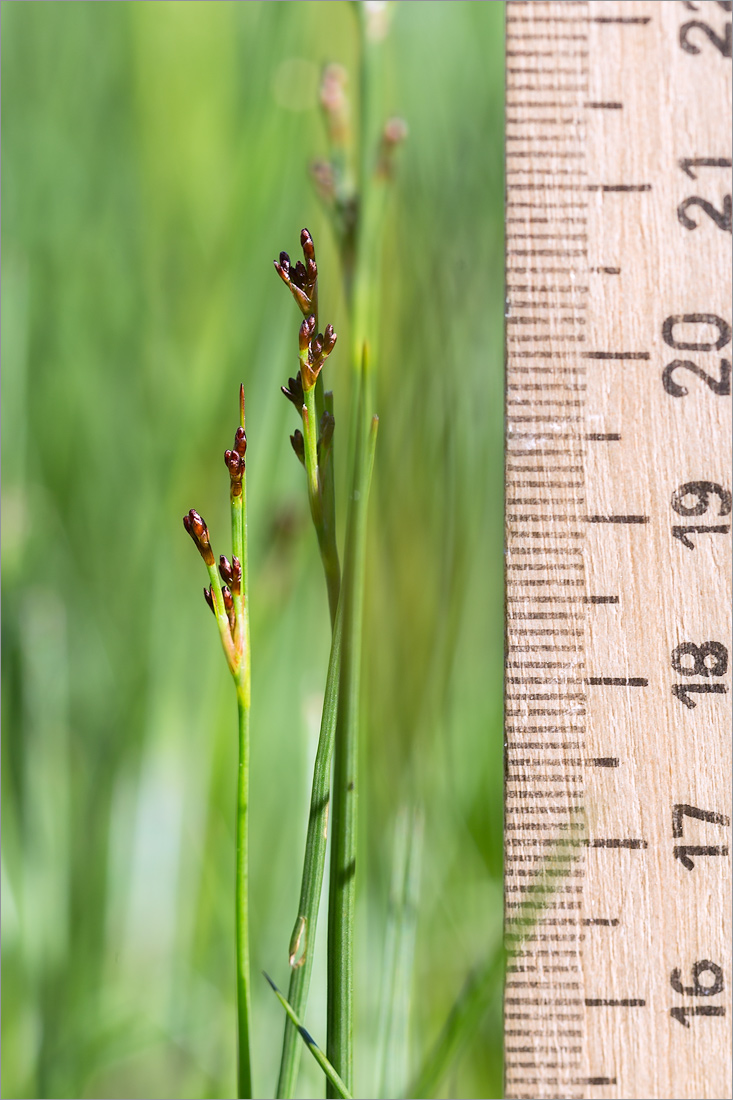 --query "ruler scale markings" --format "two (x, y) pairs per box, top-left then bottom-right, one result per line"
(505, 2), (731, 1098)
